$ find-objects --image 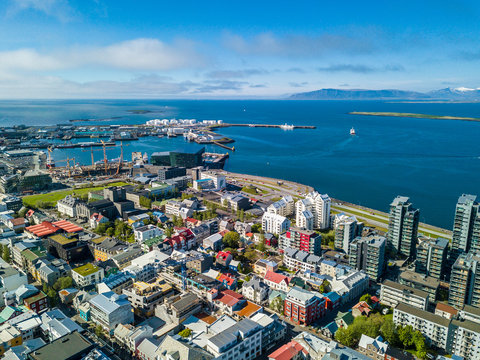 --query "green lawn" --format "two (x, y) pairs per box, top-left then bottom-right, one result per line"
(23, 181), (130, 208)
